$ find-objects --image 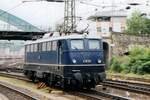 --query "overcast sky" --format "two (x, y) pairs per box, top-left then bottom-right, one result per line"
(0, 0), (150, 30)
